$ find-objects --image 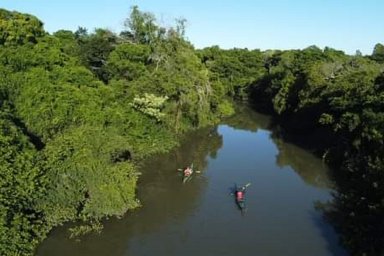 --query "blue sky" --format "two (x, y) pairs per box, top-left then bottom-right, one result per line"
(1, 0), (383, 55)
